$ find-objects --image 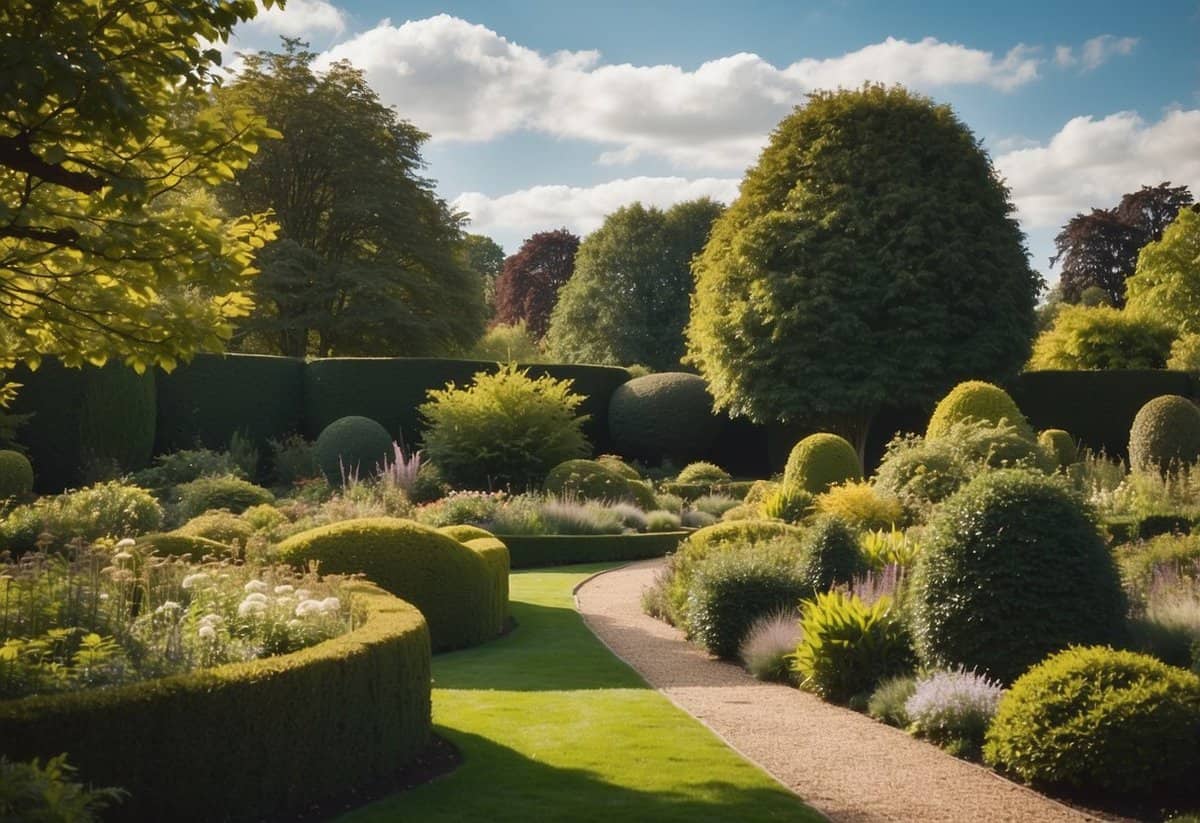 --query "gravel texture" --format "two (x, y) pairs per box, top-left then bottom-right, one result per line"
(575, 559), (1117, 823)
